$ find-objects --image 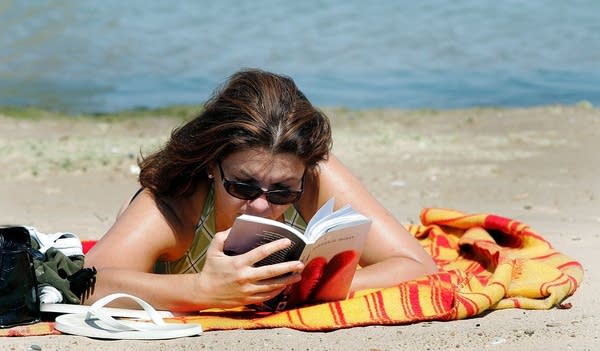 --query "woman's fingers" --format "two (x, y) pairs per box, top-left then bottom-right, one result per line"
(210, 230), (230, 252)
(244, 238), (294, 265)
(257, 260), (304, 279)
(201, 232), (306, 307)
(233, 259), (304, 285)
(241, 273), (303, 302)
(232, 245), (304, 295)
(257, 271), (302, 289)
